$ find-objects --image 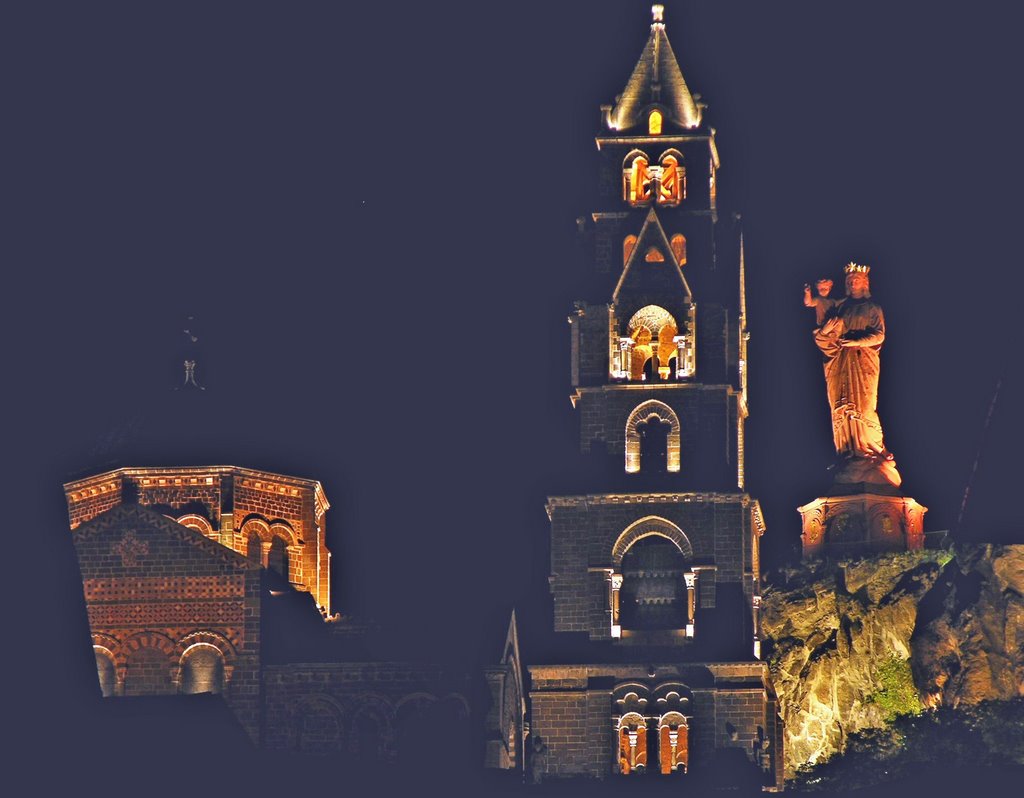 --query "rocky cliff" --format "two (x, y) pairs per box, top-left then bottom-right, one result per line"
(761, 544), (1024, 777)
